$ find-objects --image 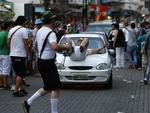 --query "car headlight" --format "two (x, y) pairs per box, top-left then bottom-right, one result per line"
(96, 63), (110, 70)
(56, 63), (66, 70)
